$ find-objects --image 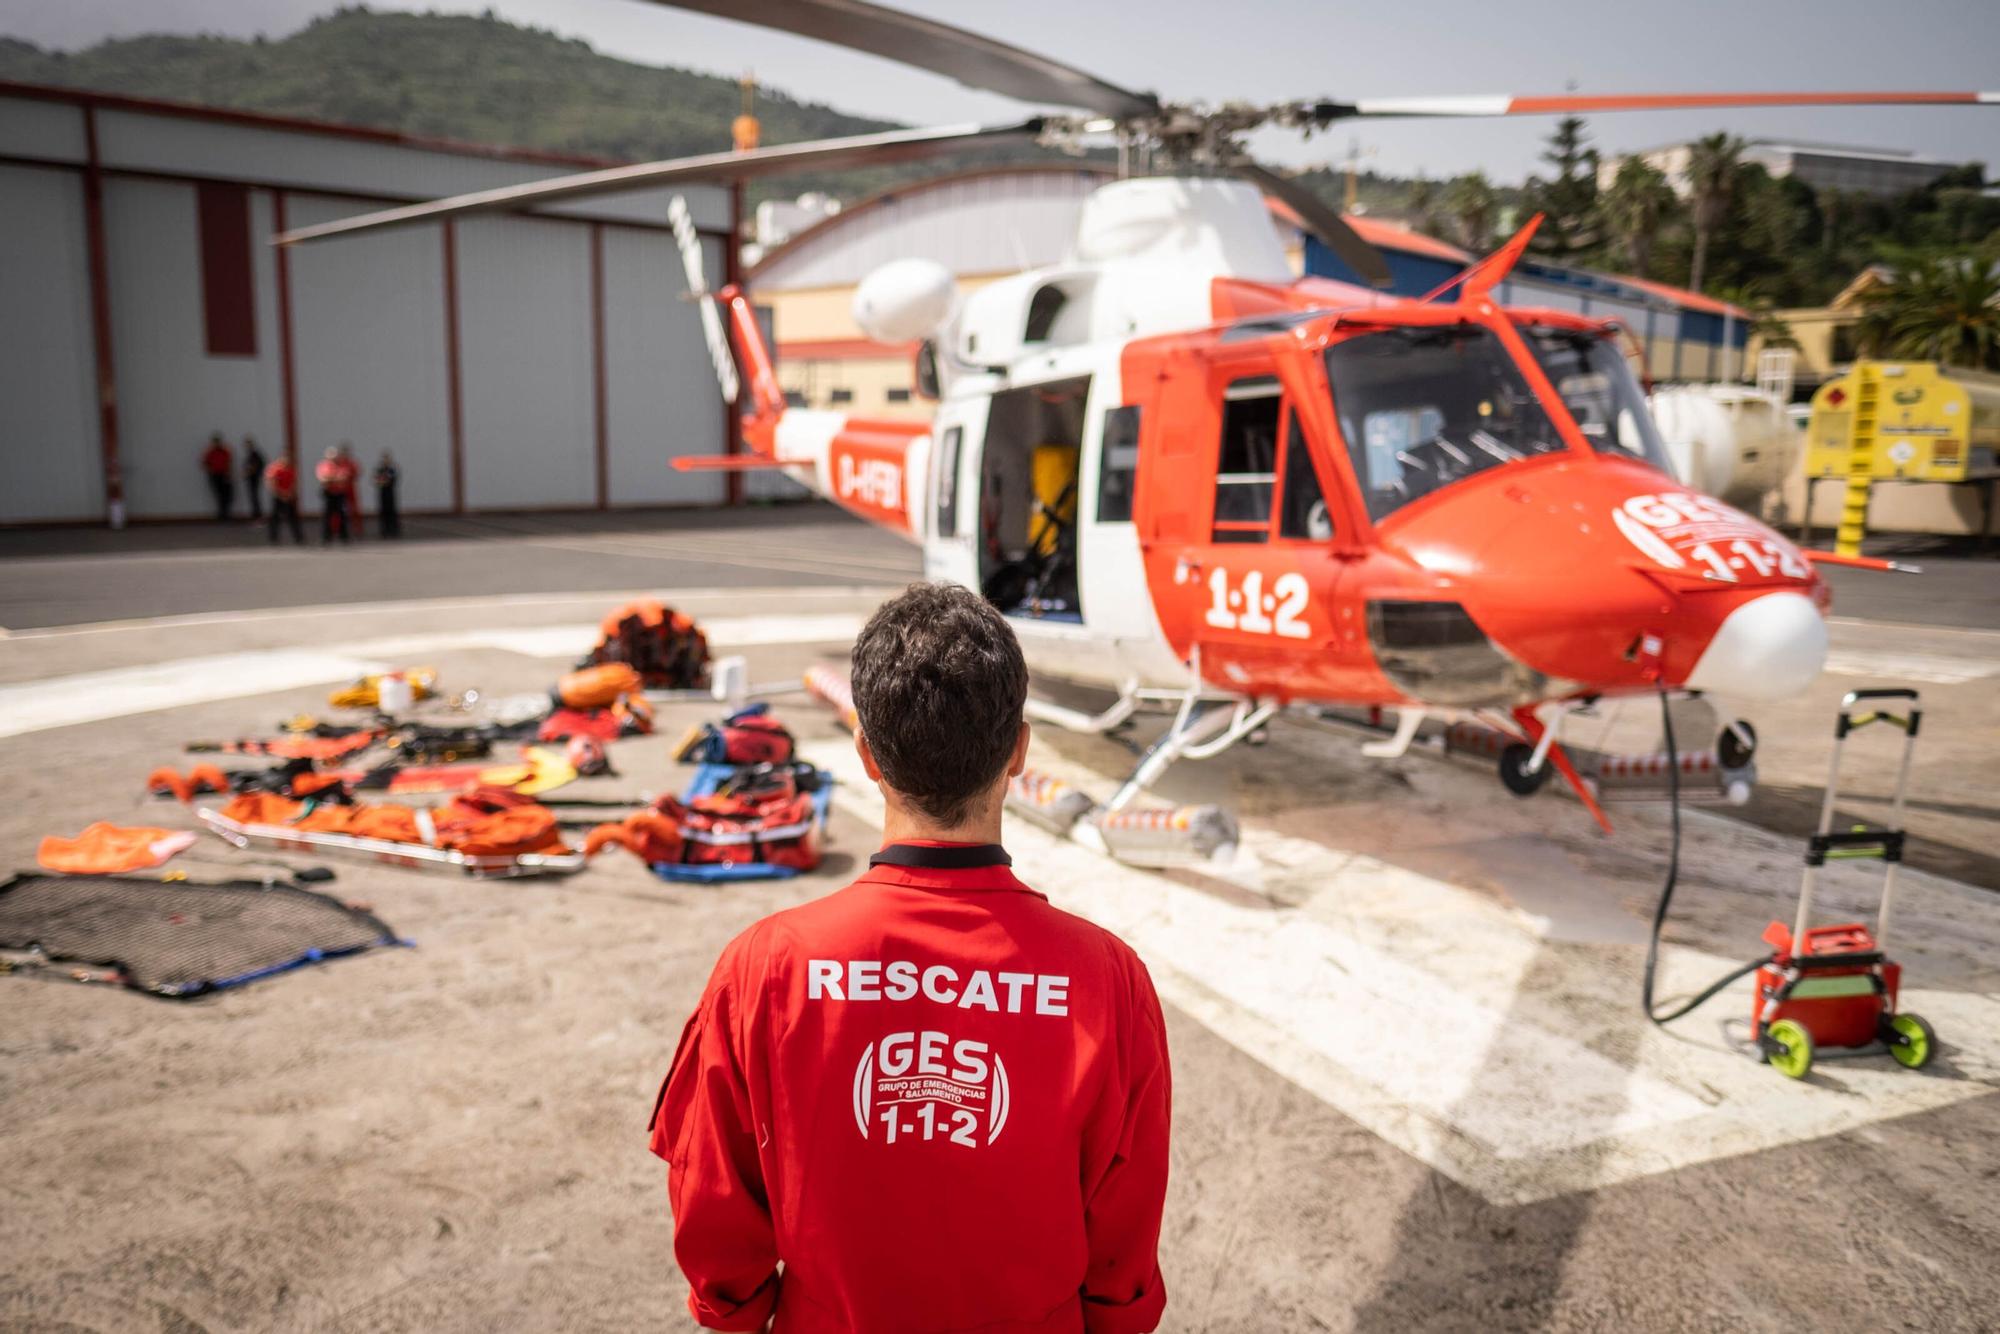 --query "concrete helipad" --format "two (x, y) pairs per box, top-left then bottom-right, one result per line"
(2, 512), (1997, 1332)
